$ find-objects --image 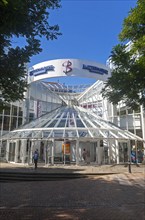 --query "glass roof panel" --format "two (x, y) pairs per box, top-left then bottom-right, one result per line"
(64, 130), (78, 138)
(76, 119), (85, 127)
(53, 130), (64, 138)
(1, 104), (143, 142)
(57, 119), (66, 128)
(47, 120), (58, 127)
(43, 131), (51, 138)
(78, 130), (89, 137)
